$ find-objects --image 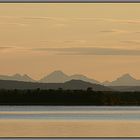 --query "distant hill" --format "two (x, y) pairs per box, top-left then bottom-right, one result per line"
(102, 80), (111, 86)
(0, 79), (111, 91)
(61, 80), (111, 91)
(39, 70), (100, 84)
(110, 86), (140, 92)
(103, 74), (140, 86)
(70, 74), (100, 84)
(0, 74), (35, 82)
